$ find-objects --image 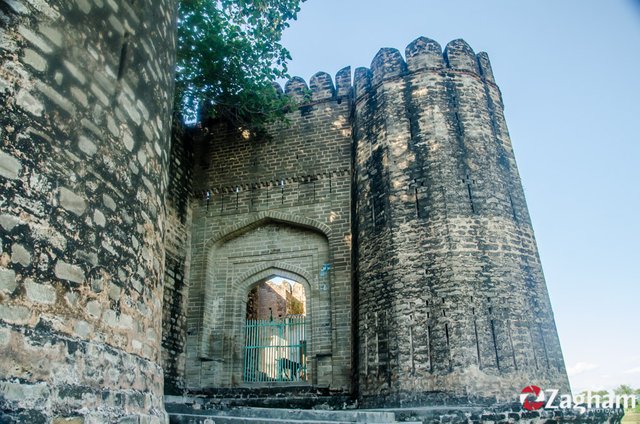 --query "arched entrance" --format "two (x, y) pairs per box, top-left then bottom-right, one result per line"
(244, 277), (308, 383)
(187, 217), (333, 388)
